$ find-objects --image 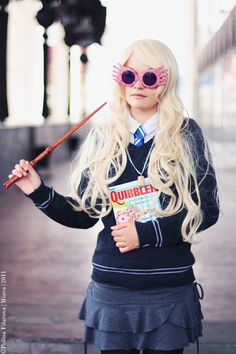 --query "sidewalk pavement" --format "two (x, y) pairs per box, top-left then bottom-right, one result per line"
(0, 143), (236, 354)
